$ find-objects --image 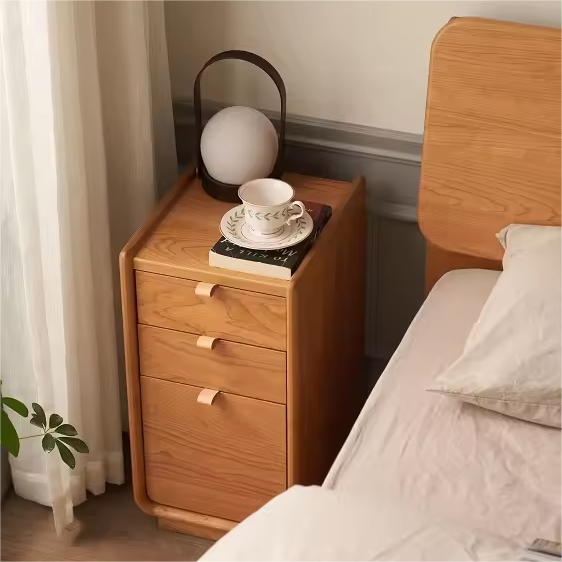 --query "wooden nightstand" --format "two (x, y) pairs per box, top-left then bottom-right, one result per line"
(120, 167), (366, 539)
